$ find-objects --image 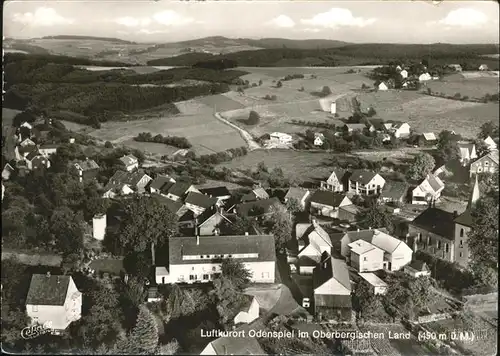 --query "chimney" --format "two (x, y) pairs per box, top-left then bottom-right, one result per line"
(151, 242), (156, 266)
(453, 210), (458, 218)
(46, 272), (51, 278)
(196, 235), (200, 245)
(245, 232), (249, 236)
